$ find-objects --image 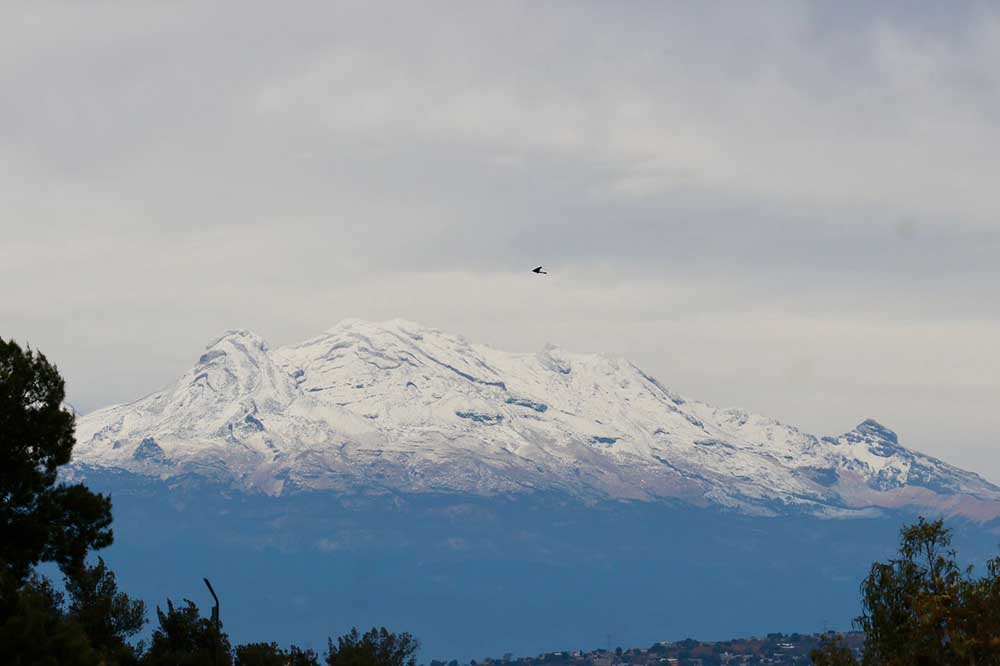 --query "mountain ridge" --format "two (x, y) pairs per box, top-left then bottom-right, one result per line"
(72, 318), (1000, 519)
